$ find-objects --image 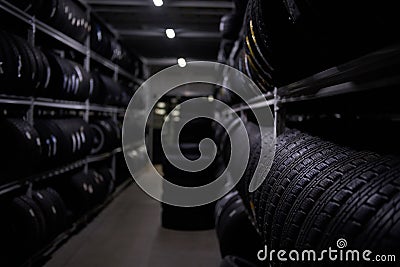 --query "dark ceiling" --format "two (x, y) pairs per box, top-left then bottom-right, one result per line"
(87, 0), (233, 67)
